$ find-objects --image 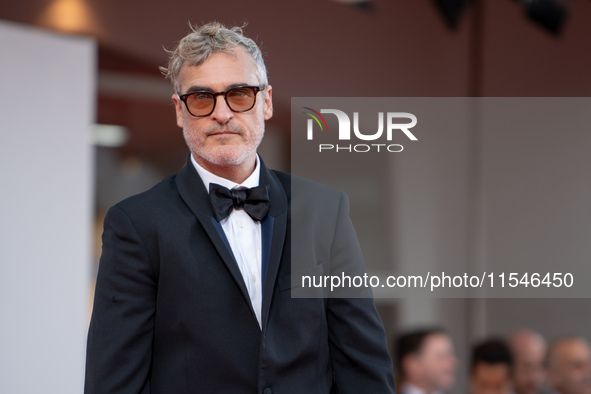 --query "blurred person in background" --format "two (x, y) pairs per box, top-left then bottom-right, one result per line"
(394, 327), (457, 394)
(507, 329), (547, 394)
(470, 338), (514, 394)
(546, 337), (591, 394)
